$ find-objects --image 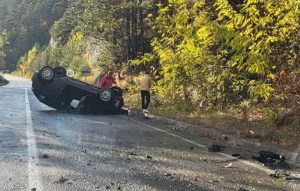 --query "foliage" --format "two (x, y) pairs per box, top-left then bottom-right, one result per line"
(1, 0), (299, 111)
